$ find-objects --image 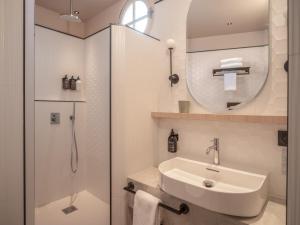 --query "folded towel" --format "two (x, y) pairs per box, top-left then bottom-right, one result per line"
(224, 72), (237, 91)
(221, 57), (243, 64)
(221, 62), (243, 69)
(133, 190), (161, 225)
